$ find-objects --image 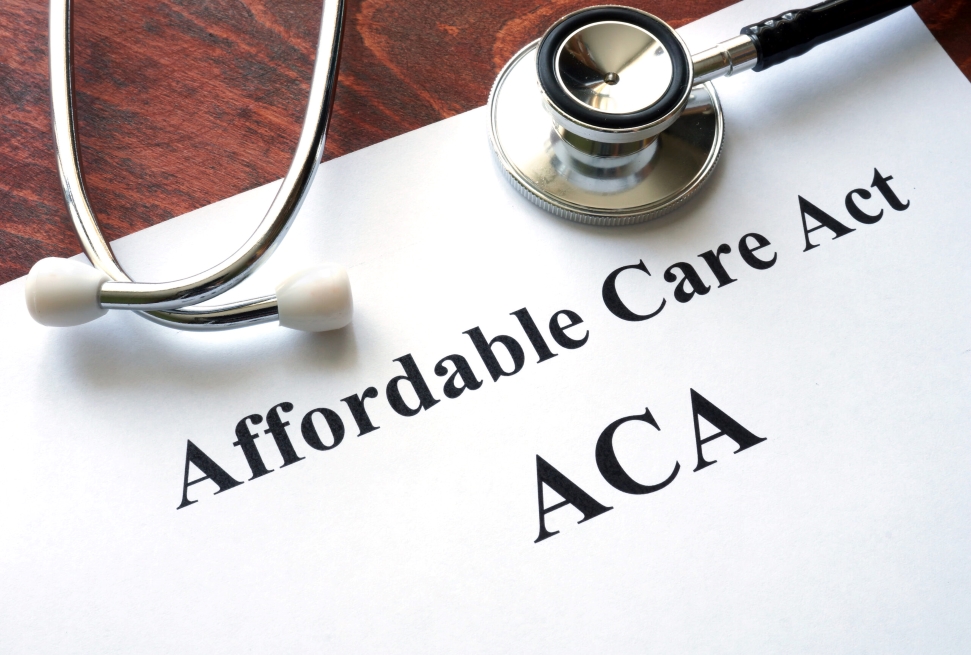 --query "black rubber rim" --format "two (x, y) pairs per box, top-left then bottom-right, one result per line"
(536, 6), (690, 130)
